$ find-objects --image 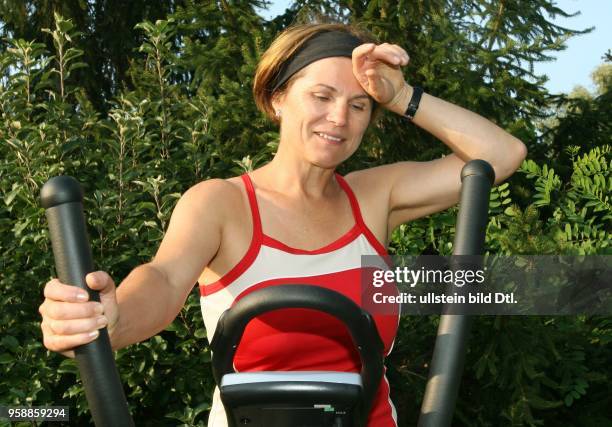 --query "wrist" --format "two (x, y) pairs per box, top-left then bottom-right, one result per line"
(385, 83), (413, 116)
(403, 85), (423, 121)
(107, 313), (122, 350)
